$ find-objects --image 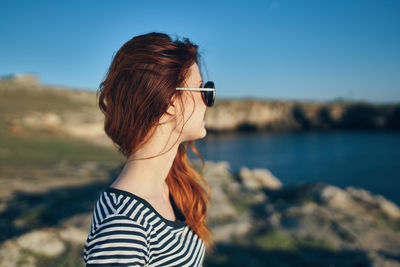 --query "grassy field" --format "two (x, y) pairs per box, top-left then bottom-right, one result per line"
(0, 80), (123, 168)
(0, 81), (93, 120)
(0, 124), (124, 169)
